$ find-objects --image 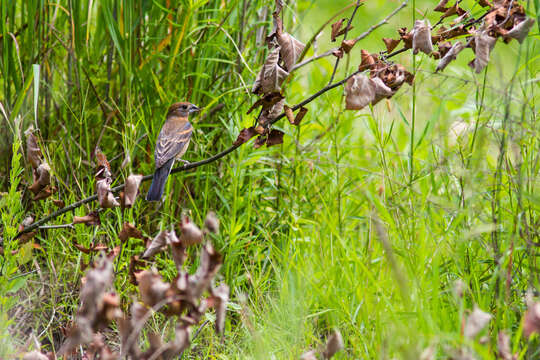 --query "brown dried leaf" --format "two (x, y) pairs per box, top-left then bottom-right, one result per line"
(32, 186), (56, 201)
(436, 41), (465, 72)
(372, 77), (394, 105)
(345, 74), (376, 110)
(434, 0), (449, 12)
(180, 216), (203, 246)
(168, 228), (186, 272)
(293, 107), (308, 126)
(277, 32), (305, 71)
(246, 92), (284, 115)
(477, 0), (492, 6)
(254, 135), (267, 149)
(382, 38), (401, 53)
(331, 19), (346, 42)
(211, 284), (229, 335)
(412, 20), (433, 55)
(252, 46), (289, 95)
(118, 222), (144, 243)
(332, 49), (344, 58)
(523, 302), (540, 338)
(73, 211), (101, 226)
(204, 211), (220, 234)
(398, 27), (413, 49)
(266, 129), (284, 147)
(141, 230), (169, 259)
(52, 198), (65, 208)
(323, 330), (344, 359)
(341, 39), (357, 54)
(192, 243), (223, 299)
(259, 98), (285, 127)
(506, 17), (535, 43)
(29, 163), (51, 194)
(464, 306), (492, 338)
(97, 178), (119, 208)
(284, 105), (295, 124)
(122, 174), (143, 208)
(95, 148), (111, 180)
(473, 30), (497, 73)
(234, 127), (258, 146)
(135, 269), (170, 307)
(25, 127), (42, 169)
